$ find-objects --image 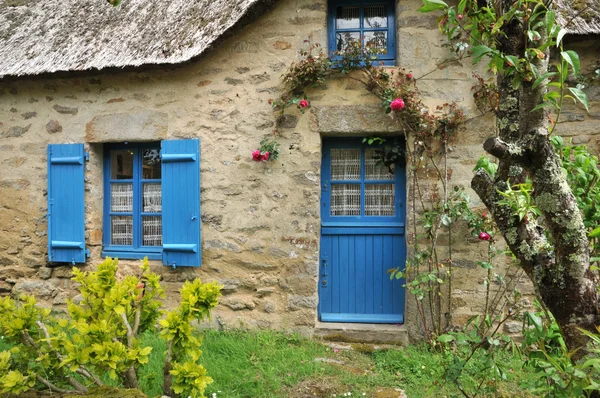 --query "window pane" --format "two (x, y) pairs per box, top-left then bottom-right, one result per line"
(111, 150), (134, 179)
(143, 183), (162, 213)
(365, 149), (394, 180)
(110, 183), (133, 212)
(331, 184), (361, 216)
(142, 216), (162, 246)
(331, 148), (361, 180)
(111, 216), (133, 245)
(336, 6), (360, 29)
(364, 5), (387, 28)
(364, 31), (388, 52)
(336, 31), (360, 52)
(142, 148), (161, 179)
(365, 184), (395, 216)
